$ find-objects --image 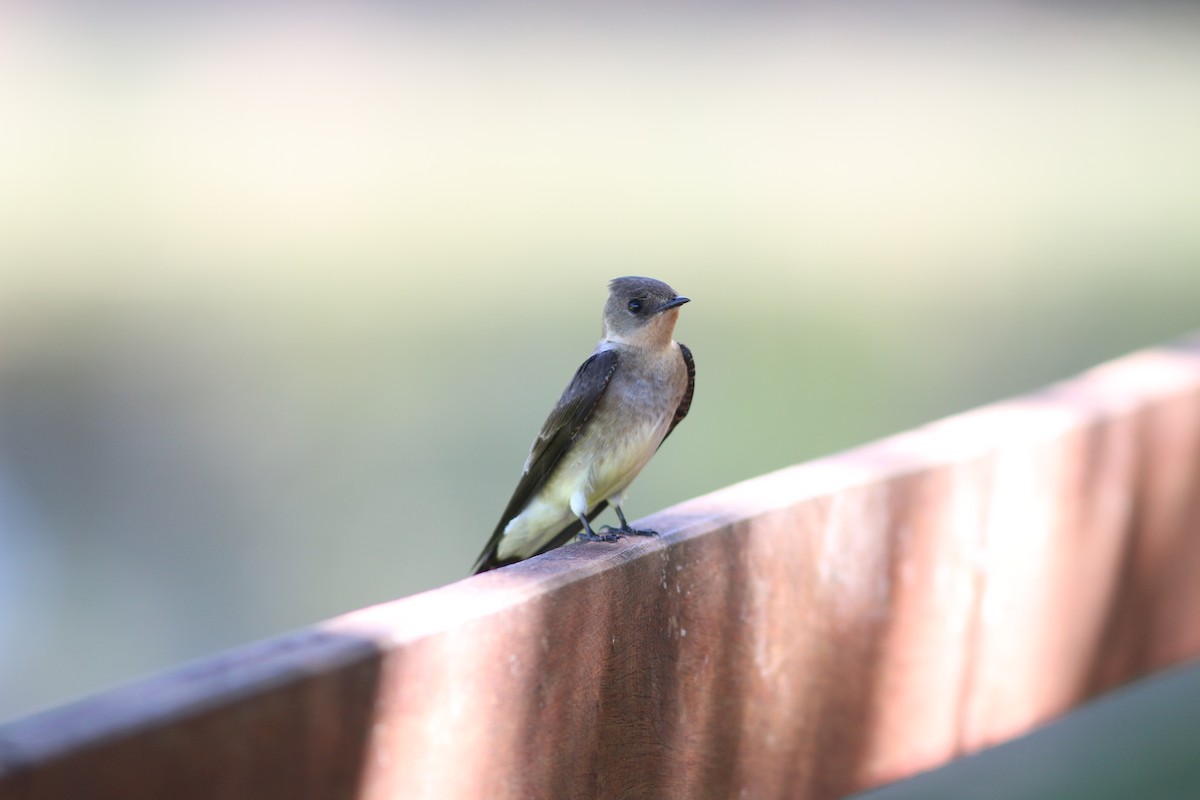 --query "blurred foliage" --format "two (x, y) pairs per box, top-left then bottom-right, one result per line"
(1, 1), (1198, 721)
